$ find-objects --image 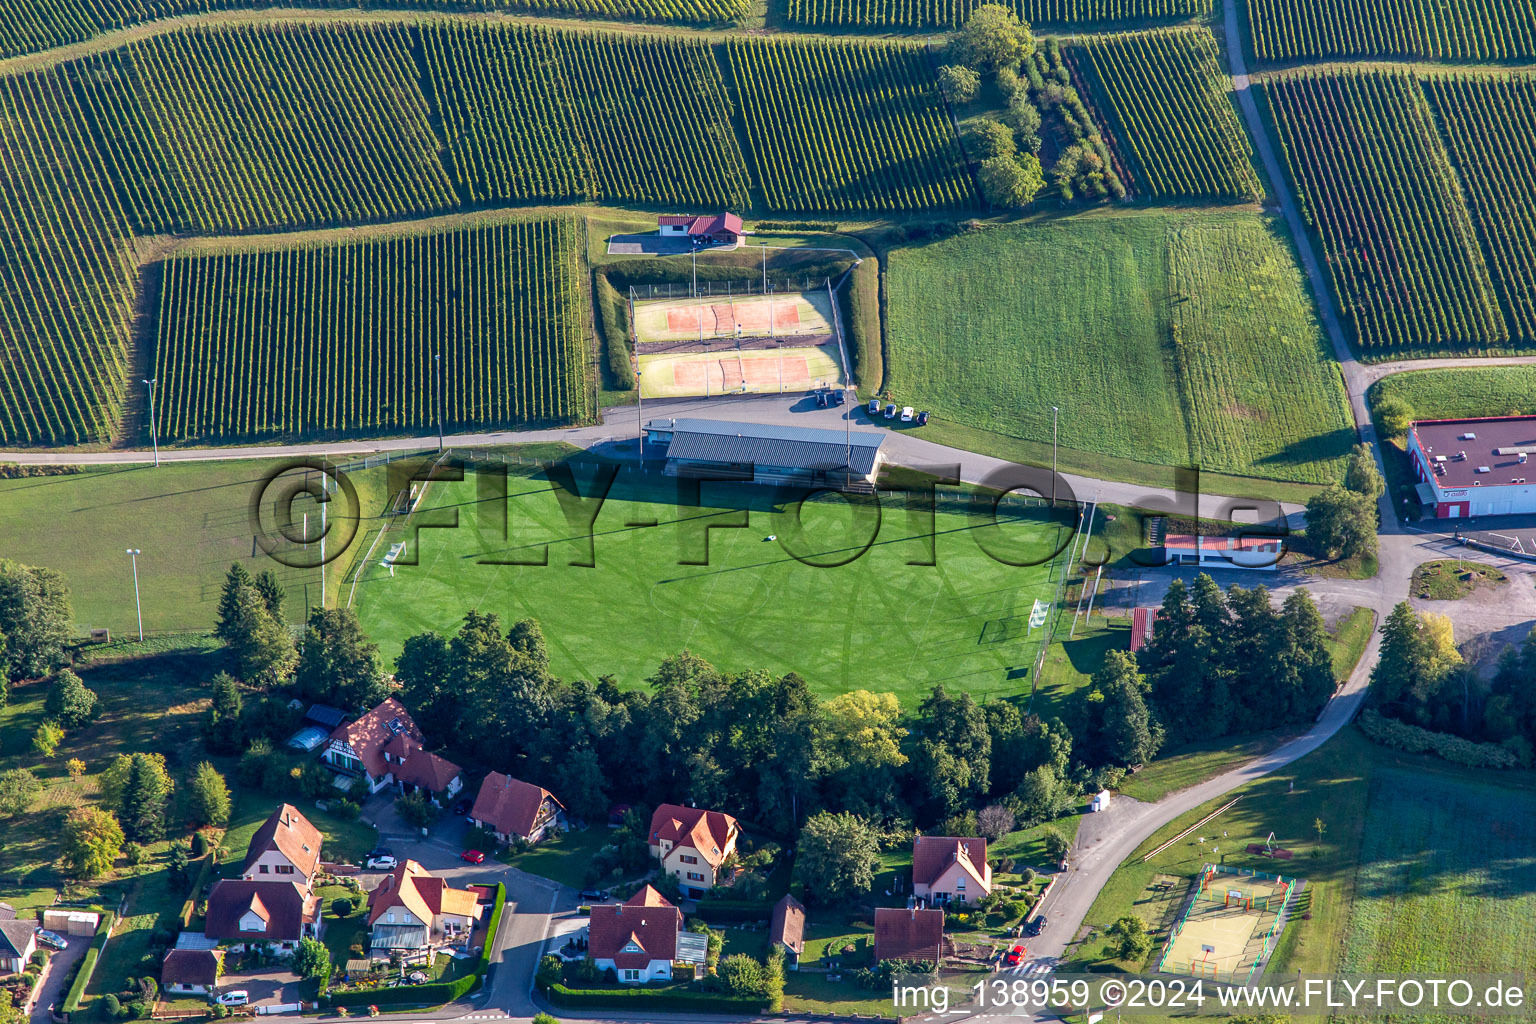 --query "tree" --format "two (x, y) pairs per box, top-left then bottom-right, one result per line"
(1375, 394), (1414, 438)
(0, 768), (42, 818)
(1040, 826), (1071, 863)
(1108, 916), (1152, 961)
(1343, 443), (1385, 499)
(293, 608), (385, 710)
(937, 64), (981, 103)
(66, 758), (85, 781)
(215, 564), (255, 644)
(979, 154), (1045, 208)
(1004, 94), (1043, 151)
(119, 752), (172, 843)
(1304, 484), (1377, 561)
(966, 118), (1016, 160)
(394, 790), (436, 830)
(976, 803), (1015, 841)
(205, 672), (244, 754)
(719, 954), (769, 997)
(186, 762), (231, 828)
(167, 843), (190, 887)
(1087, 651), (1163, 765)
(1012, 765), (1072, 826)
(292, 938), (330, 982)
(45, 669), (97, 729)
(61, 807), (124, 879)
(252, 569), (285, 619)
(32, 721), (63, 757)
(331, 897), (355, 918)
(823, 691), (906, 769)
(223, 583), (296, 686)
(1313, 818), (1326, 845)
(795, 811), (882, 904)
(951, 3), (1035, 71)
(0, 560), (74, 682)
